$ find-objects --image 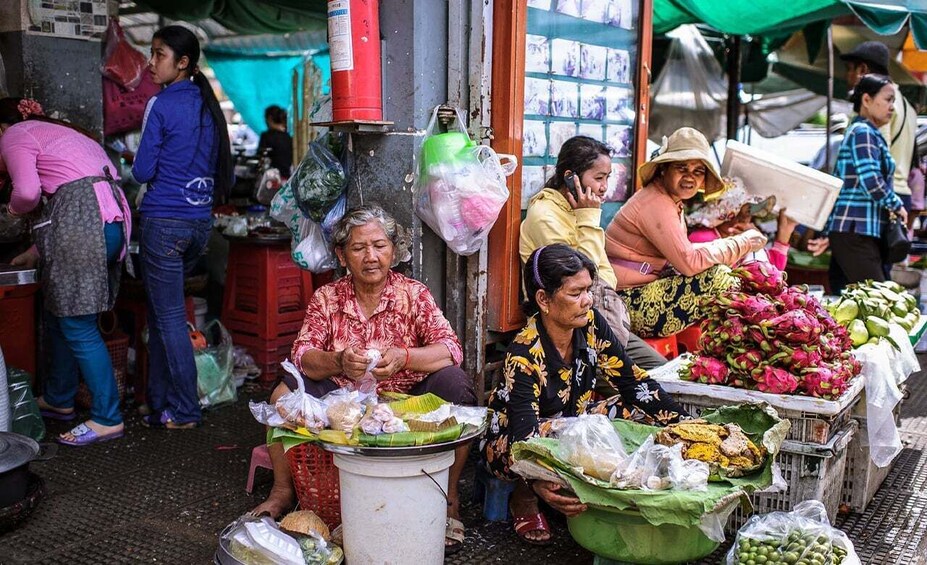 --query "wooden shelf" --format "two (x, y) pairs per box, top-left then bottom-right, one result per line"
(309, 119), (394, 134)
